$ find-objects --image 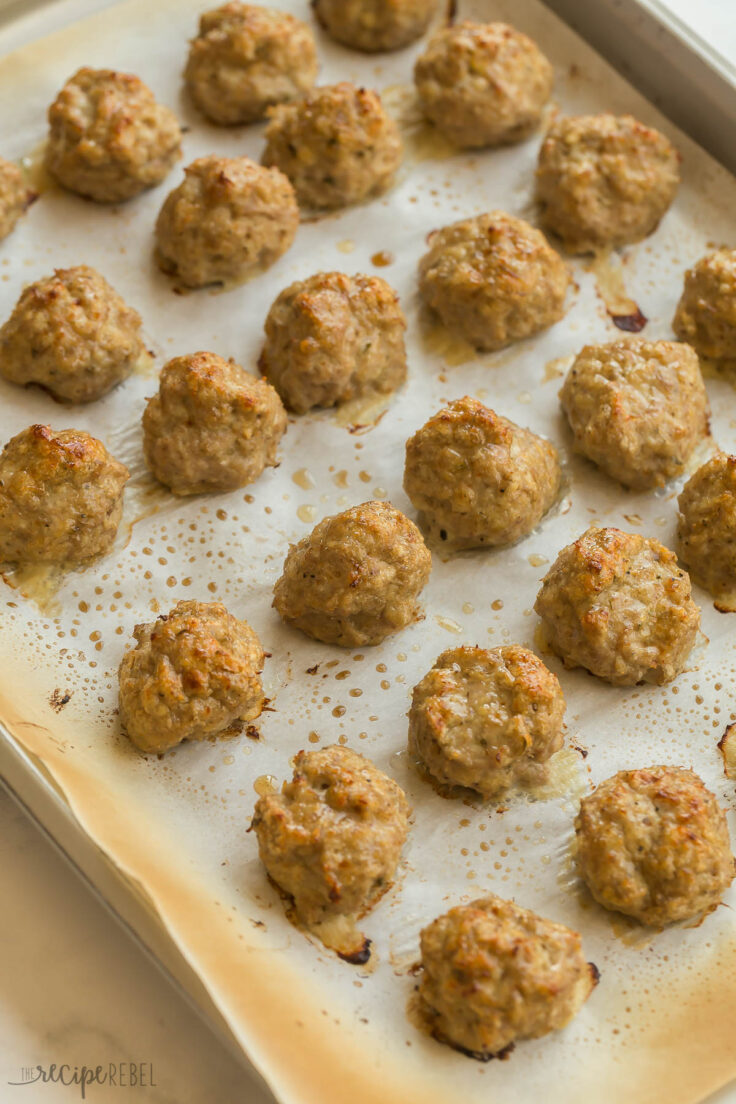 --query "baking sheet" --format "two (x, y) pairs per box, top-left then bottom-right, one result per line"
(0, 2), (735, 1103)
